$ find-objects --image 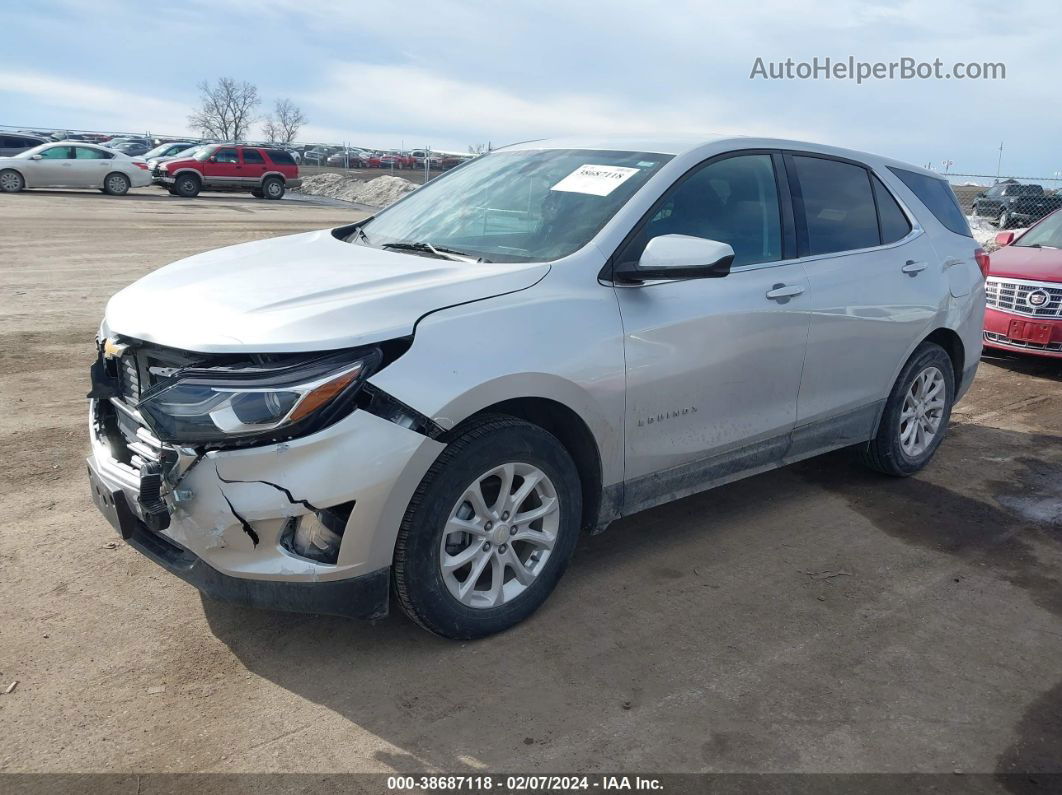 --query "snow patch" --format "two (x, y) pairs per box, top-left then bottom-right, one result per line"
(297, 173), (418, 208)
